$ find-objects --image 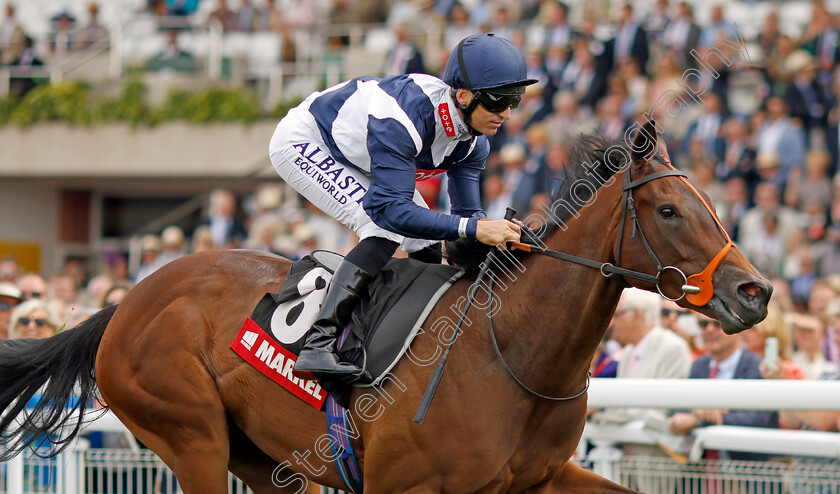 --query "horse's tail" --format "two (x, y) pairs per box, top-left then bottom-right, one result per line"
(0, 304), (118, 461)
